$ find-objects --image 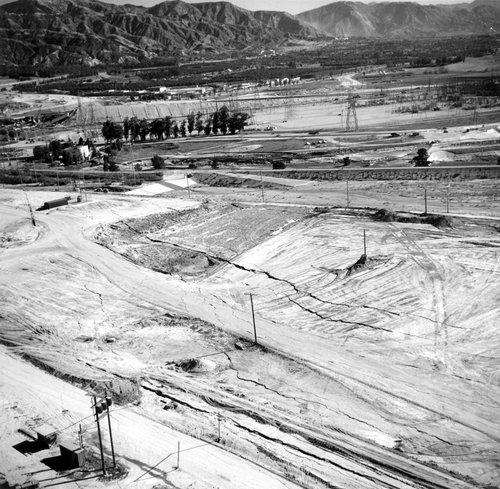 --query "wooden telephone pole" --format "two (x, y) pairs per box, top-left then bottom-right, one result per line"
(92, 396), (106, 475)
(24, 192), (36, 227)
